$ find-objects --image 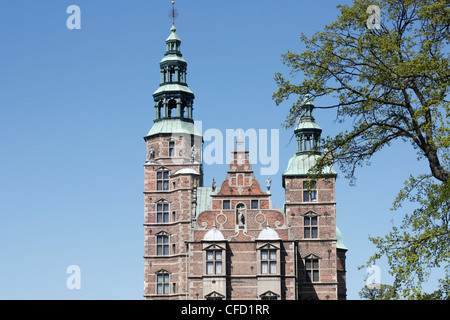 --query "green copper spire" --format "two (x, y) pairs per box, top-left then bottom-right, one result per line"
(282, 95), (337, 177)
(152, 21), (195, 124)
(146, 2), (199, 138)
(294, 94), (322, 155)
